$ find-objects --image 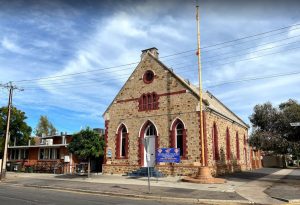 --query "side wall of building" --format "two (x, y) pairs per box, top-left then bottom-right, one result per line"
(205, 111), (250, 175)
